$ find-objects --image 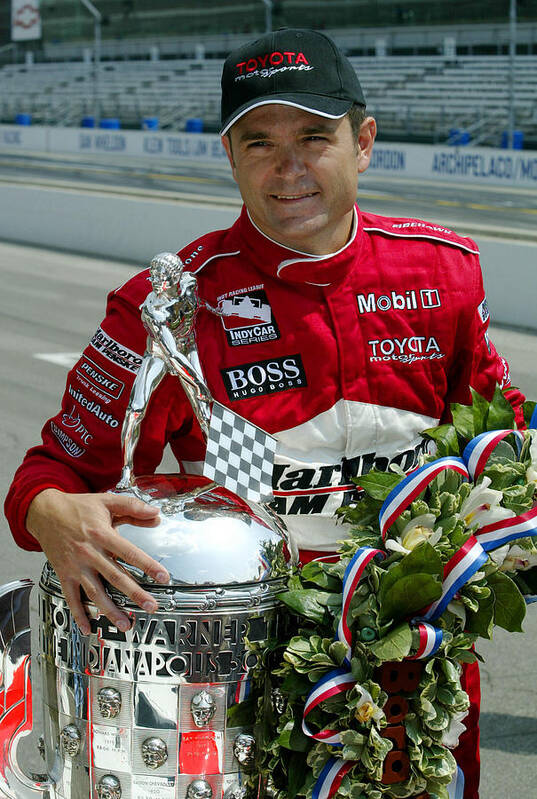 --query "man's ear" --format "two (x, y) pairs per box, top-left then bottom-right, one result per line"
(221, 135), (237, 181)
(357, 117), (377, 173)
